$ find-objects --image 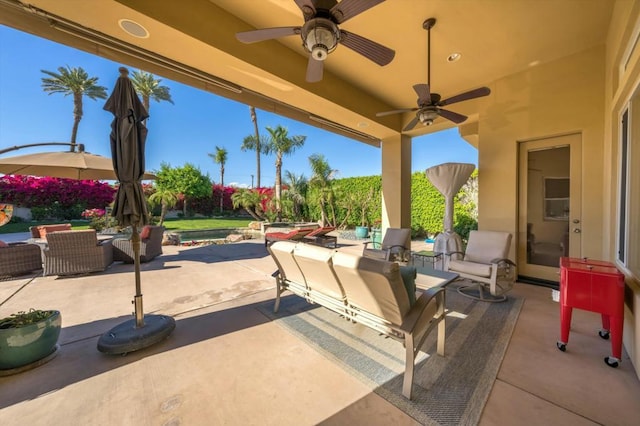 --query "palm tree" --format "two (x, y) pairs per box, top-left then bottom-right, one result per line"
(241, 132), (268, 189)
(148, 187), (179, 226)
(40, 66), (108, 151)
(309, 154), (338, 226)
(130, 70), (174, 119)
(263, 125), (306, 221)
(283, 171), (308, 221)
(231, 188), (264, 220)
(208, 146), (228, 213)
(250, 106), (261, 188)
